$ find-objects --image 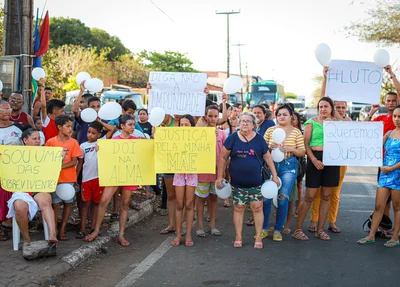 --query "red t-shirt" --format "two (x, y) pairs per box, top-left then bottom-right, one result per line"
(9, 111), (30, 126)
(42, 116), (59, 142)
(373, 114), (395, 135)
